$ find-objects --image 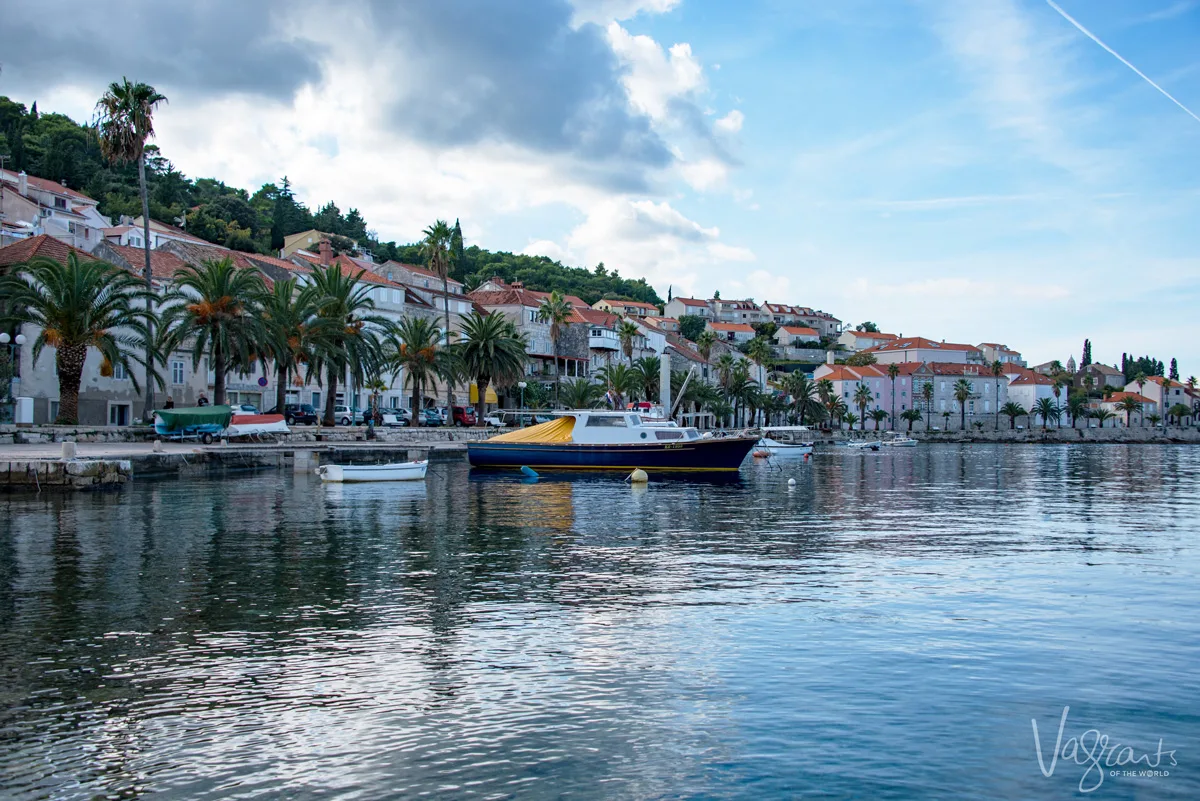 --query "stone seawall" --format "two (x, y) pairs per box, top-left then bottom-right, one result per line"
(0, 424), (494, 446)
(830, 427), (1200, 445)
(0, 459), (132, 491)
